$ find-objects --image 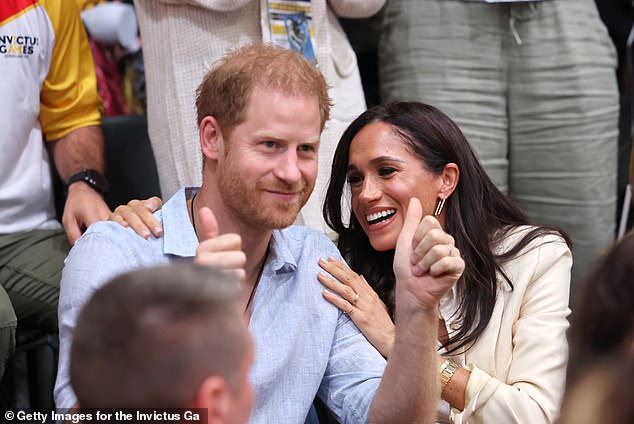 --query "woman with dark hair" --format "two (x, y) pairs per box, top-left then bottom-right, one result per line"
(318, 102), (572, 423)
